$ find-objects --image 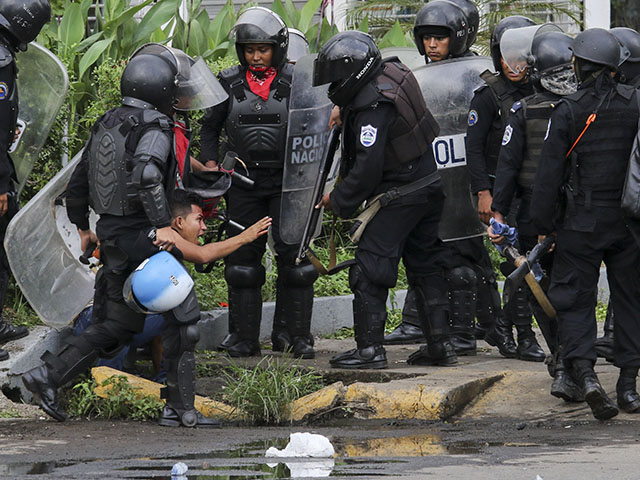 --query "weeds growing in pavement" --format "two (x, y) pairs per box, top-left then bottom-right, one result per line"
(67, 375), (163, 421)
(221, 356), (323, 425)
